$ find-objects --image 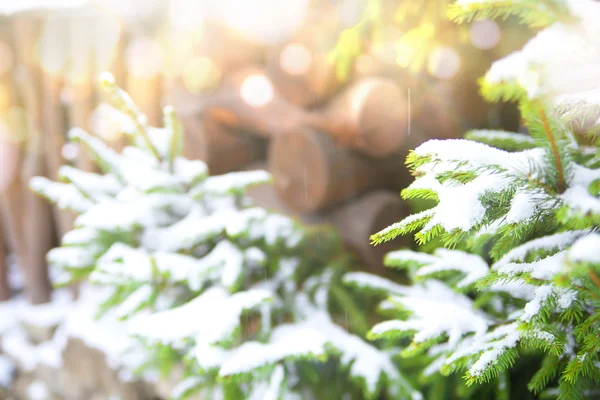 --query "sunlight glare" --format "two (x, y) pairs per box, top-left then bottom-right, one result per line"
(240, 74), (274, 108)
(279, 43), (312, 76)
